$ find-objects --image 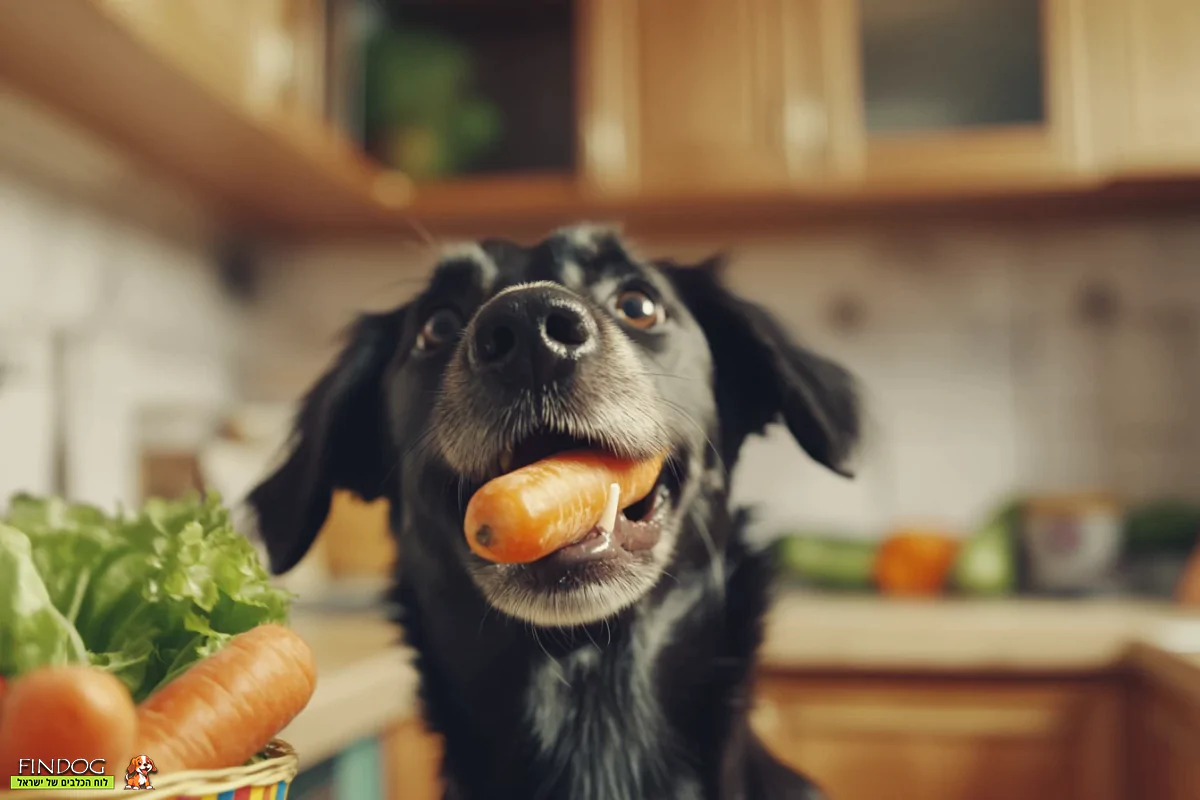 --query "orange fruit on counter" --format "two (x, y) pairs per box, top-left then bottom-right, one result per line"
(874, 529), (961, 597)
